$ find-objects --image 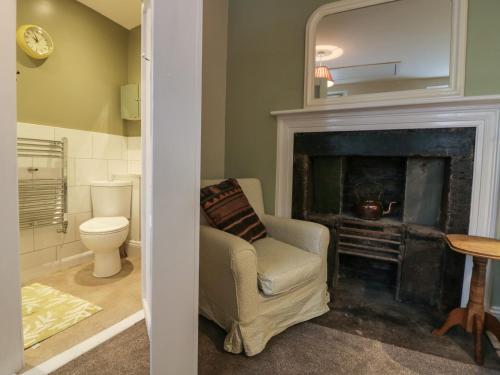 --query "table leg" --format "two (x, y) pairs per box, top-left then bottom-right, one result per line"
(432, 308), (466, 336)
(474, 314), (485, 365)
(470, 258), (487, 365)
(432, 257), (488, 365)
